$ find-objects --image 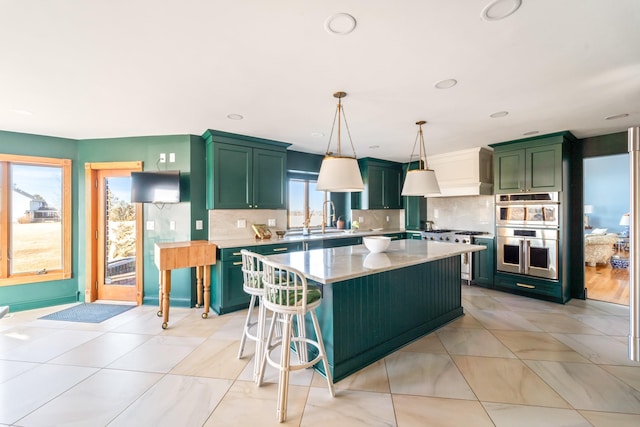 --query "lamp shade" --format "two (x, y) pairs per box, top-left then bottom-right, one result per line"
(620, 213), (630, 226)
(316, 156), (364, 192)
(401, 169), (441, 196)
